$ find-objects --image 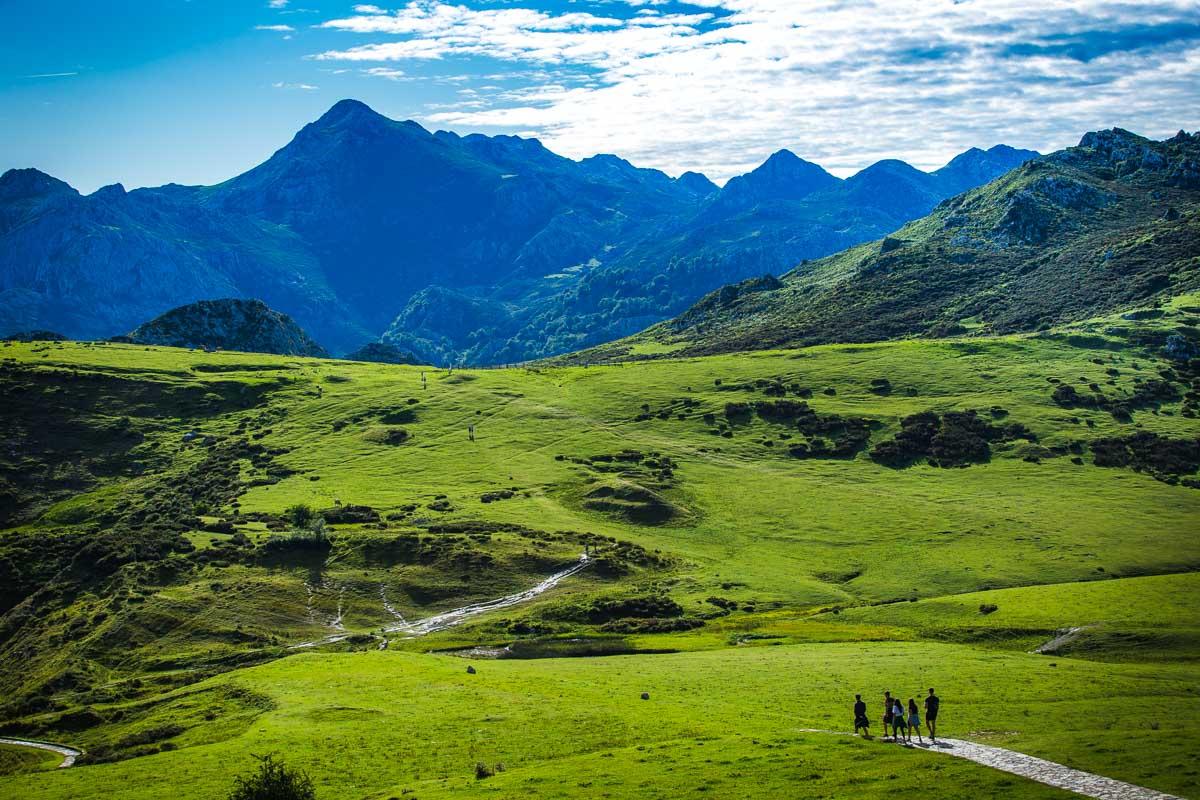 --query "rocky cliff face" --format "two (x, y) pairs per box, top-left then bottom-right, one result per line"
(125, 298), (328, 357)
